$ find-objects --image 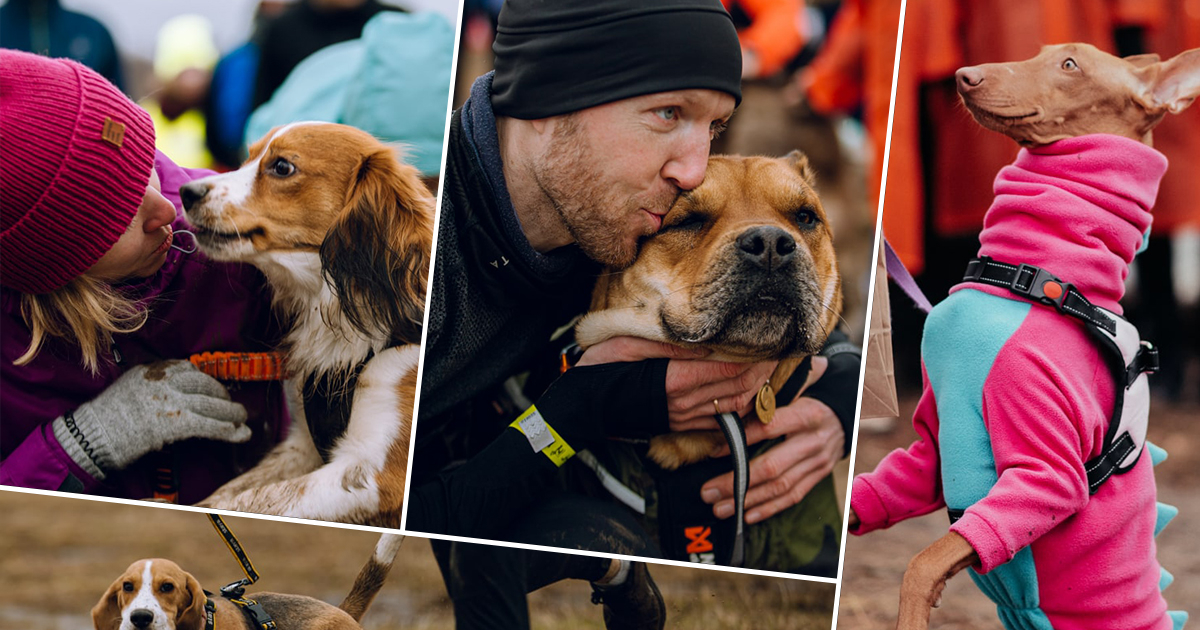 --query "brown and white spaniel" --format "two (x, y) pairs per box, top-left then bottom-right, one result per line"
(182, 122), (432, 527)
